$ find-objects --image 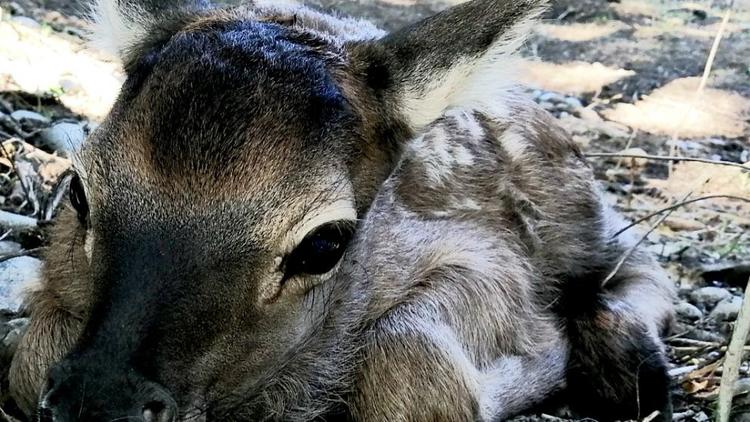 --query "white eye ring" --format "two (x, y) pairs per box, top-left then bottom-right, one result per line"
(282, 198), (357, 255)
